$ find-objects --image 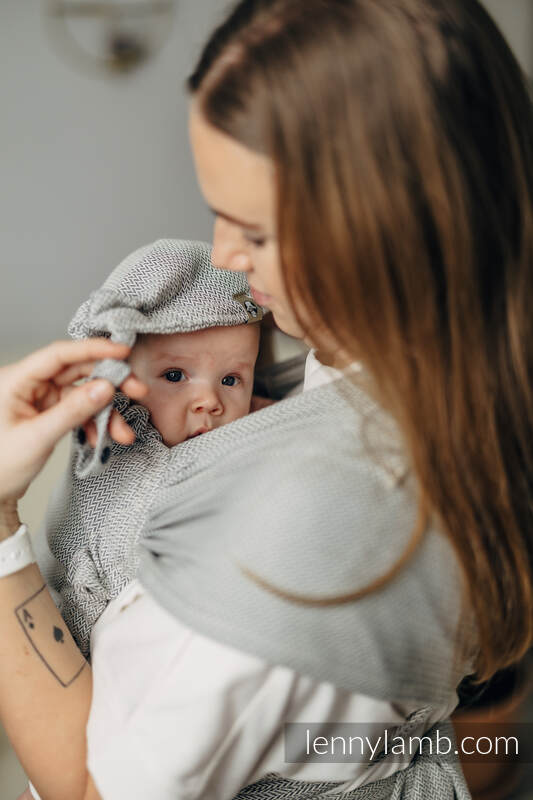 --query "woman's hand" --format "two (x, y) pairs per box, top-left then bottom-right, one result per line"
(0, 339), (147, 505)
